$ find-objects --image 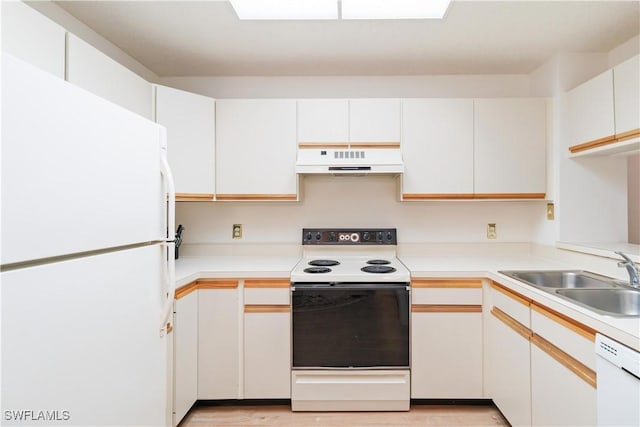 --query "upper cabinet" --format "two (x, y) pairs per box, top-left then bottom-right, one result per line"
(67, 34), (153, 120)
(401, 99), (474, 199)
(215, 99), (298, 201)
(1, 1), (66, 79)
(474, 98), (546, 197)
(568, 55), (640, 156)
(155, 85), (216, 201)
(297, 99), (401, 146)
(613, 55), (640, 138)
